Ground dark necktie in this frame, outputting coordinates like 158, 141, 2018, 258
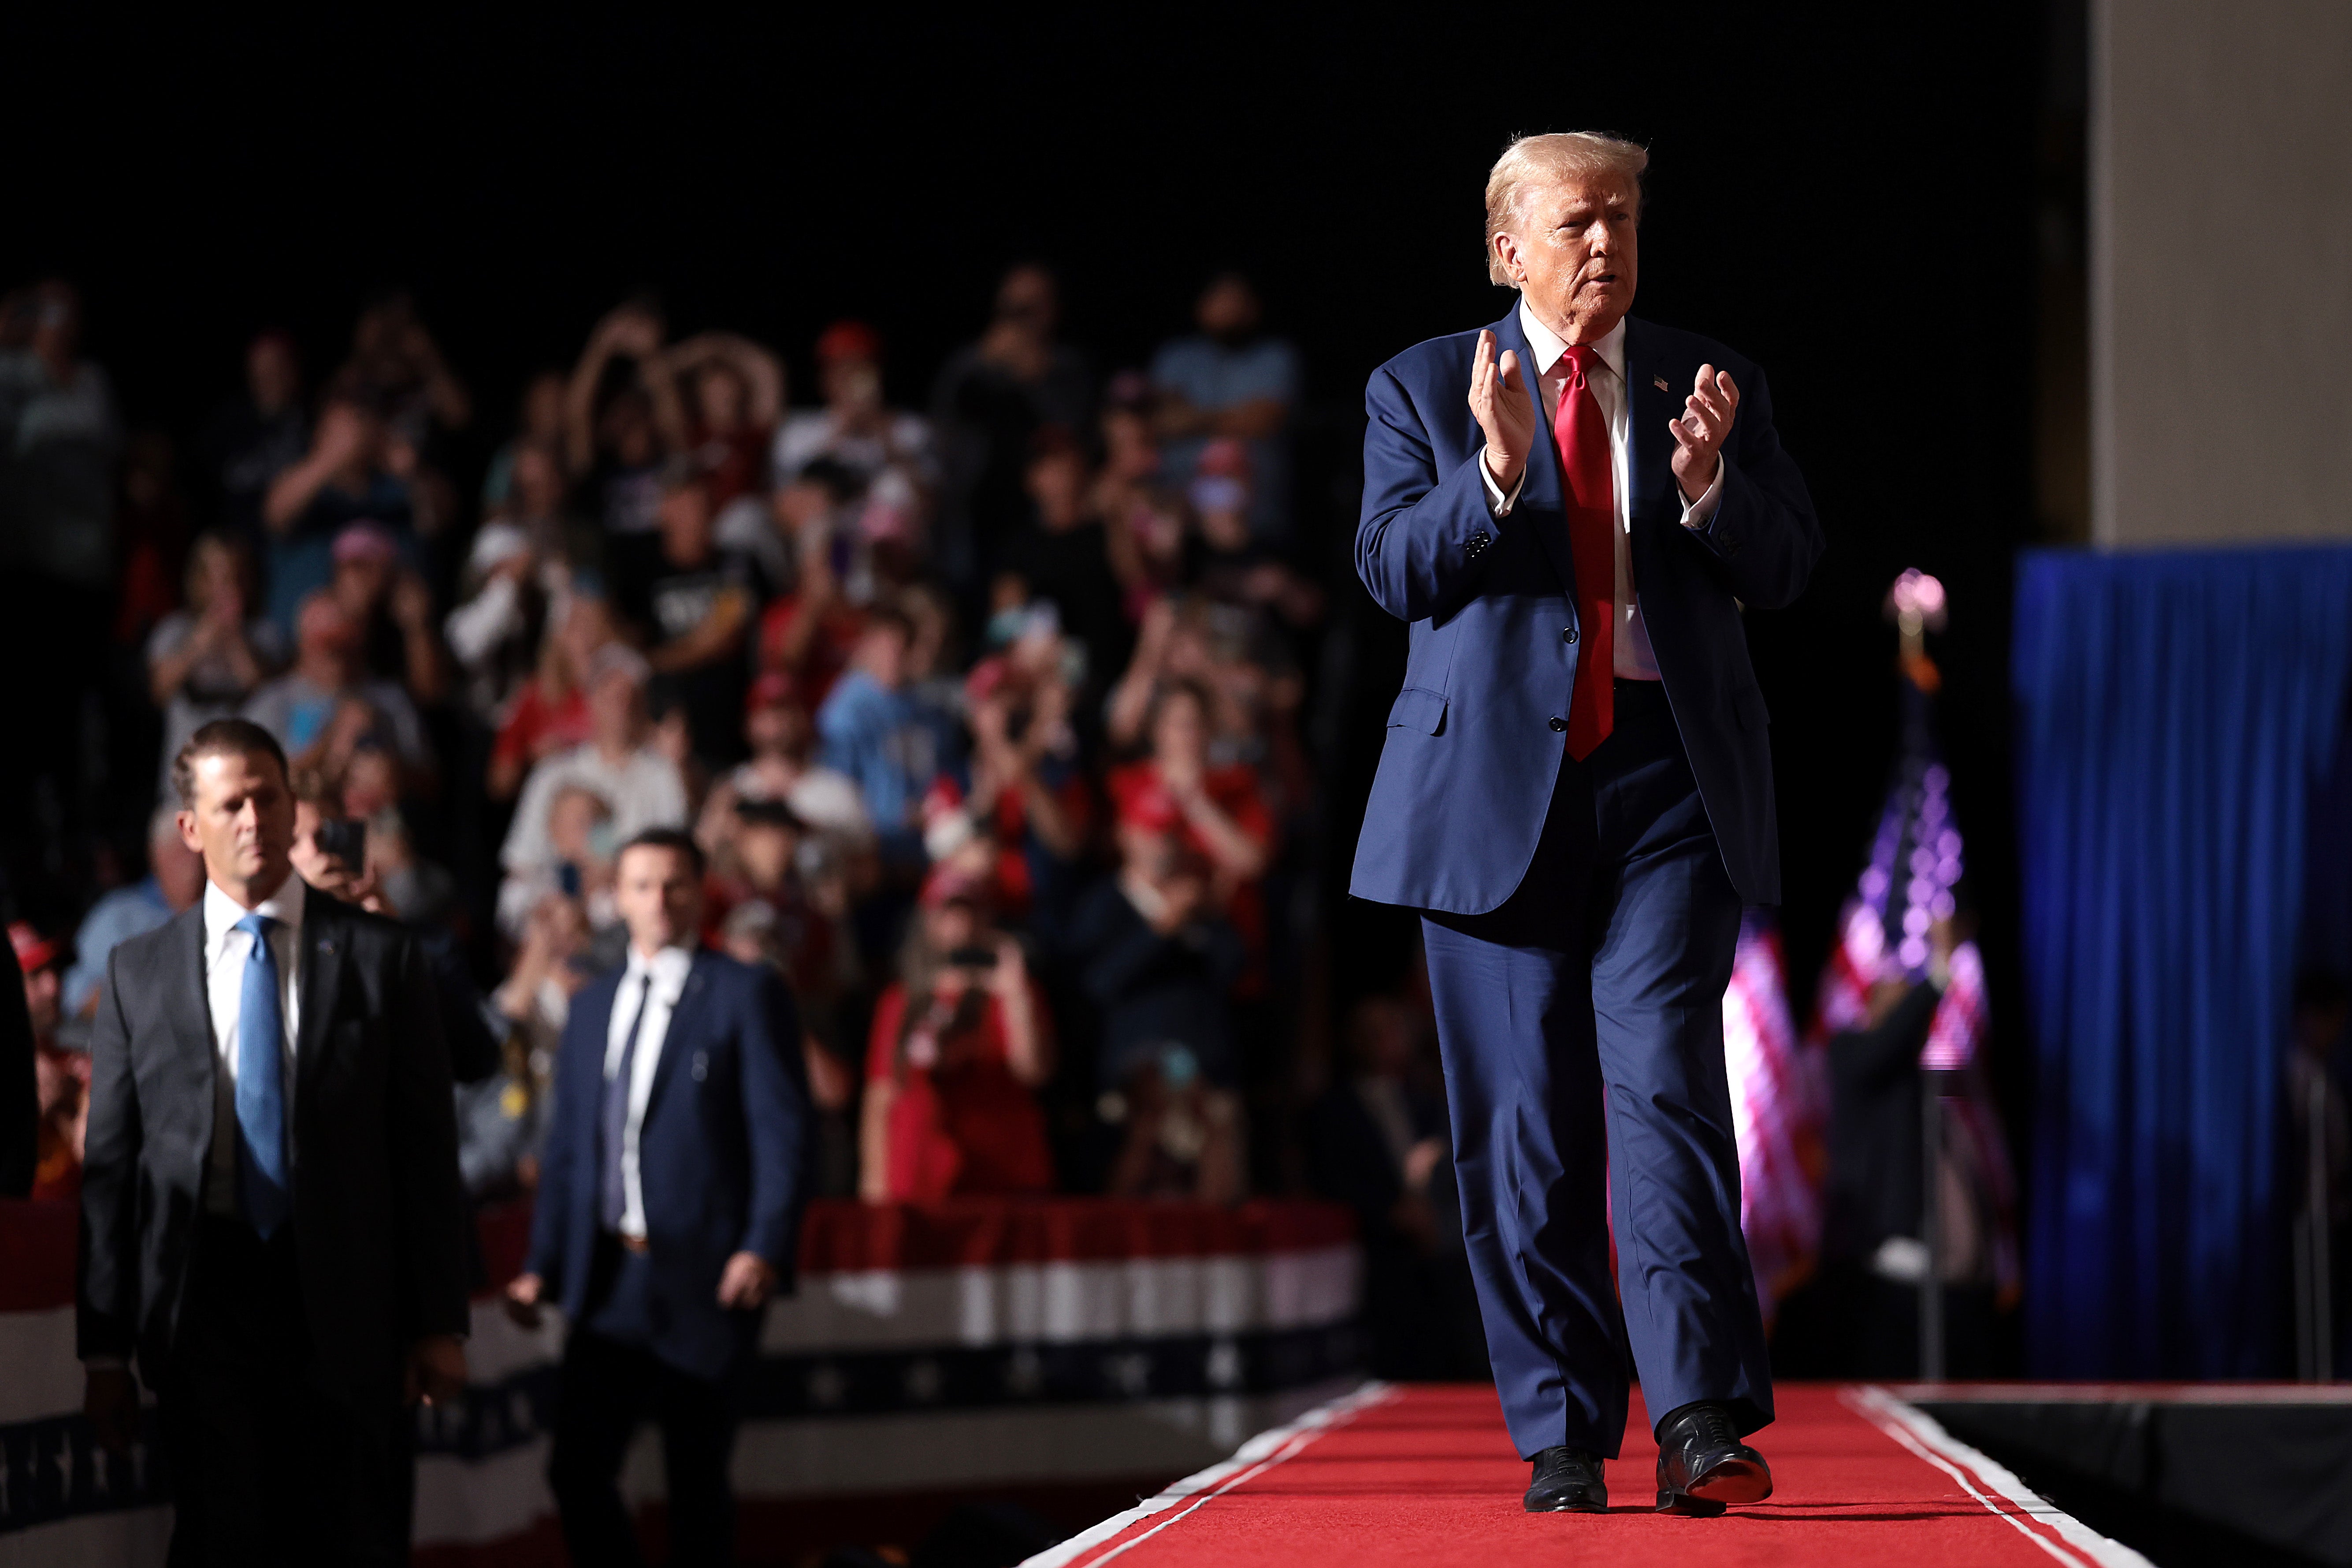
599, 974, 654, 1232
1557, 344, 1616, 759
233, 913, 290, 1237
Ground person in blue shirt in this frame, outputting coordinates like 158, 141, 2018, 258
1150, 273, 1300, 547
63, 808, 207, 1024
815, 606, 944, 872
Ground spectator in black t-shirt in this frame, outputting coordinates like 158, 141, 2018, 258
621, 466, 759, 767
929, 264, 1094, 601
1076, 821, 1244, 1092
565, 301, 686, 590
339, 291, 472, 445
1001, 427, 1132, 691
201, 330, 307, 543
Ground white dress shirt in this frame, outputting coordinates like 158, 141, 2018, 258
1481, 300, 1724, 680
605, 944, 695, 1239
201, 875, 306, 1218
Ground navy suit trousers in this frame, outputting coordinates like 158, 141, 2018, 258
1420, 681, 1772, 1460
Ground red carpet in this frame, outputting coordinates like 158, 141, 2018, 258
1029, 1383, 2148, 1568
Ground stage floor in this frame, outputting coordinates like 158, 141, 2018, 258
1026, 1382, 2148, 1568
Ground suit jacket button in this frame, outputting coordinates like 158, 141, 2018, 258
1549, 716, 1567, 732
1563, 627, 1577, 643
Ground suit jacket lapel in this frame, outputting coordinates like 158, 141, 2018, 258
295, 892, 346, 1110
639, 953, 710, 1126
165, 906, 219, 1174
1494, 305, 1583, 602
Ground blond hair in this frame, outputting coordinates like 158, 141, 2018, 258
1483, 132, 1649, 286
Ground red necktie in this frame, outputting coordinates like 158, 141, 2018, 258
1557, 345, 1614, 759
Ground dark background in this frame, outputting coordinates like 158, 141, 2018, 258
5, 3, 2048, 1129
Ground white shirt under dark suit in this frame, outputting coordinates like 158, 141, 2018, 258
604, 944, 695, 1241
1479, 301, 1724, 680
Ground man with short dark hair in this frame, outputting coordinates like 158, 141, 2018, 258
508, 827, 811, 1568
78, 717, 470, 1564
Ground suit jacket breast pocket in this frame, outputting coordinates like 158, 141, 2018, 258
1386, 687, 1448, 735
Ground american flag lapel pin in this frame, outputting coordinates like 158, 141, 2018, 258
1653, 375, 1670, 392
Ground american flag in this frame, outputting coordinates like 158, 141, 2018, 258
1723, 913, 1825, 1318
1793, 570, 2018, 1300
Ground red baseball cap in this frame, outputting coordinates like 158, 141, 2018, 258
745, 669, 801, 714
815, 320, 882, 364
1117, 780, 1184, 835
918, 862, 992, 910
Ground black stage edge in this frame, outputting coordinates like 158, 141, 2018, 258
1898, 1384, 2352, 1568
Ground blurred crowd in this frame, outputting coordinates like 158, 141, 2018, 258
0, 268, 1481, 1370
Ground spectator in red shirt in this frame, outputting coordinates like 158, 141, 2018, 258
921, 621, 1090, 933
487, 595, 613, 801
12, 922, 85, 1202
659, 331, 783, 512
1107, 679, 1271, 963
859, 867, 1055, 1204
757, 458, 874, 709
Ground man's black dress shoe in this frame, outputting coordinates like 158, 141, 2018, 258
1523, 1445, 1607, 1512
1653, 1402, 1772, 1516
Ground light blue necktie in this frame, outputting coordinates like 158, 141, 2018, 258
233, 913, 291, 1237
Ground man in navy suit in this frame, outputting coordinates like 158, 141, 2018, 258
506, 828, 811, 1567
1352, 132, 1822, 1516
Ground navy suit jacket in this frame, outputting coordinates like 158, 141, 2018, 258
1350, 308, 1822, 913
526, 949, 812, 1380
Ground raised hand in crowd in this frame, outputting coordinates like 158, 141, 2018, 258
660, 332, 784, 432
1106, 594, 1181, 750
390, 565, 447, 701
148, 543, 264, 706
564, 301, 677, 476
263, 397, 380, 533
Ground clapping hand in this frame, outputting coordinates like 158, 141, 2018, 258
1668, 365, 1740, 503
599, 306, 665, 360
1467, 330, 1537, 491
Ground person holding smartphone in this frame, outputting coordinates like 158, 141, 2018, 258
858, 865, 1055, 1204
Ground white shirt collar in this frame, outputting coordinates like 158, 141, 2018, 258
203, 872, 306, 947
626, 944, 696, 988
1515, 297, 1626, 384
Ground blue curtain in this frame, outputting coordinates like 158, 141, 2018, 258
2012, 545, 2352, 1378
